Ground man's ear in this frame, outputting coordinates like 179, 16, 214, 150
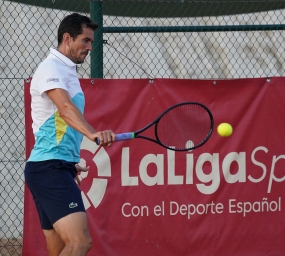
62, 32, 72, 47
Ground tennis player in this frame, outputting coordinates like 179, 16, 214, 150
24, 13, 115, 256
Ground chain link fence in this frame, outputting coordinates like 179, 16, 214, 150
1, 0, 285, 255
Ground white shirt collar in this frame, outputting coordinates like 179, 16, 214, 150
49, 47, 77, 67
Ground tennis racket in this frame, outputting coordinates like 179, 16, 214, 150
96, 102, 214, 151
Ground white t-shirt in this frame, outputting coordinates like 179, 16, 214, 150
28, 48, 84, 163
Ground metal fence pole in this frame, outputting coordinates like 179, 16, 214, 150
103, 24, 285, 33
90, 0, 103, 78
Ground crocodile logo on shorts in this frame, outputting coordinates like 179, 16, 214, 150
69, 202, 78, 208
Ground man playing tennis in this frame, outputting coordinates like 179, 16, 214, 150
24, 13, 115, 255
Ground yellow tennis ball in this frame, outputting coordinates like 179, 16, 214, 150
217, 123, 233, 137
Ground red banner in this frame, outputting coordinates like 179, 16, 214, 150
23, 78, 285, 255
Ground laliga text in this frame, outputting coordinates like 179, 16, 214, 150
121, 146, 284, 194
120, 145, 284, 219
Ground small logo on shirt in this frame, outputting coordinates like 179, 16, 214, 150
46, 78, 59, 83
69, 202, 78, 208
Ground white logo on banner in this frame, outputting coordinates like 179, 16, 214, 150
78, 136, 111, 210
77, 140, 285, 211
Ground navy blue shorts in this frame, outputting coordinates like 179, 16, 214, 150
24, 160, 85, 230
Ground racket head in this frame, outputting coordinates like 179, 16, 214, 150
154, 102, 213, 151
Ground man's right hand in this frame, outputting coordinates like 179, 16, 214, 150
92, 130, 116, 146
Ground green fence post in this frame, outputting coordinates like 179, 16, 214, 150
90, 0, 103, 78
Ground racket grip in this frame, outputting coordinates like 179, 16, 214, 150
116, 132, 135, 141
95, 132, 135, 145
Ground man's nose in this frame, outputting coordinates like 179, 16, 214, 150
87, 42, 92, 51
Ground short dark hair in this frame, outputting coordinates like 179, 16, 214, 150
57, 13, 98, 45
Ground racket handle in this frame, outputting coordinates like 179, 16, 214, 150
116, 132, 135, 141
95, 132, 135, 145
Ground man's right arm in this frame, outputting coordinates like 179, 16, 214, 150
46, 88, 115, 146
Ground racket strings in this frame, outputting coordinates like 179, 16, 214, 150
156, 104, 212, 150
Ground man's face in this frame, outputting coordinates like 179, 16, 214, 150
68, 26, 94, 64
